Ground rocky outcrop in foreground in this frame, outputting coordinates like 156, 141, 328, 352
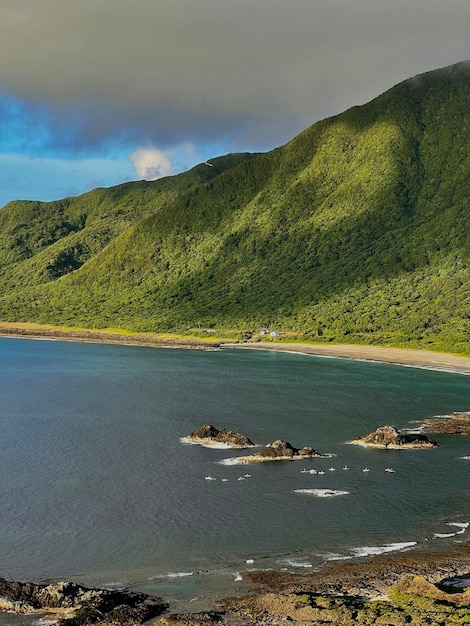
349, 425, 437, 449
186, 424, 254, 448
158, 545, 470, 625
235, 439, 324, 463
422, 411, 470, 434
0, 578, 166, 625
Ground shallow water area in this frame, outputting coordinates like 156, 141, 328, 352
0, 337, 469, 615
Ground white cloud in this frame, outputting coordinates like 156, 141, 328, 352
129, 147, 173, 181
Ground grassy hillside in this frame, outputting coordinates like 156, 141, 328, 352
1, 62, 469, 353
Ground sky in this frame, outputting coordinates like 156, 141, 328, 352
0, 0, 469, 208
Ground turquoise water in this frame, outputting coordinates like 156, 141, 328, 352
0, 337, 469, 617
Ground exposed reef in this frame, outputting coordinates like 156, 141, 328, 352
185, 424, 254, 448
159, 545, 470, 625
0, 578, 166, 625
349, 425, 437, 449
421, 411, 470, 434
235, 439, 324, 463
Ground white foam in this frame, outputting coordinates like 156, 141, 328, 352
234, 573, 243, 582
323, 553, 353, 562
447, 522, 469, 534
218, 457, 246, 465
434, 521, 469, 539
245, 558, 254, 564
281, 559, 313, 568
351, 541, 417, 557
294, 488, 349, 498
150, 571, 194, 580
459, 455, 470, 460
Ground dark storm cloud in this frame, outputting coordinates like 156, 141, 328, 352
1, 0, 469, 152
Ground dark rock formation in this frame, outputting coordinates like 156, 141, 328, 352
350, 425, 437, 449
236, 439, 323, 463
186, 424, 254, 448
0, 578, 167, 625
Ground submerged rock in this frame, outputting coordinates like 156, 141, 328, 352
349, 425, 437, 449
236, 439, 324, 463
0, 578, 167, 625
186, 424, 254, 448
422, 411, 470, 434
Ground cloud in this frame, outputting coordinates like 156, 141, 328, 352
1, 0, 469, 155
129, 148, 173, 181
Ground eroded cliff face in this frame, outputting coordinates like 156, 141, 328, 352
350, 425, 437, 449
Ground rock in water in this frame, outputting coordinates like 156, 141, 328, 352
236, 439, 324, 463
349, 425, 437, 449
186, 424, 254, 448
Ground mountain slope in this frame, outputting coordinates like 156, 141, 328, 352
1, 62, 469, 353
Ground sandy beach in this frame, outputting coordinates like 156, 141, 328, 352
1, 322, 469, 373
1, 322, 469, 624
224, 341, 470, 374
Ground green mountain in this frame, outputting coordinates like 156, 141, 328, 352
1, 62, 469, 353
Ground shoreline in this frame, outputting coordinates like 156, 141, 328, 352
1, 322, 469, 623
1, 322, 469, 373
223, 341, 470, 374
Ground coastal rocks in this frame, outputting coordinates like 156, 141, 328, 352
421, 411, 470, 434
0, 578, 166, 625
186, 424, 254, 448
219, 546, 470, 625
235, 439, 324, 463
349, 425, 437, 449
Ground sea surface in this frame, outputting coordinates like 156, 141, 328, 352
0, 336, 469, 622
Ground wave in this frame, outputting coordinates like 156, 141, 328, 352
434, 521, 469, 539
448, 521, 469, 532
459, 455, 470, 460
218, 457, 246, 465
149, 571, 194, 580
351, 541, 417, 557
322, 552, 353, 561
294, 488, 349, 498
279, 558, 313, 568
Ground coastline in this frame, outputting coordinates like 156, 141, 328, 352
223, 341, 470, 374
1, 322, 469, 623
1, 322, 470, 373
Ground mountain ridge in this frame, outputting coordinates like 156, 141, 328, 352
1, 62, 469, 353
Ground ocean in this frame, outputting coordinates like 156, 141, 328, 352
0, 336, 469, 622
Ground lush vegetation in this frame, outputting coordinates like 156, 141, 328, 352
1, 62, 469, 353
